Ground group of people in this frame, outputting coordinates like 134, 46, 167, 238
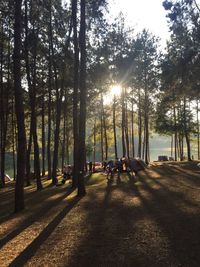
104, 157, 147, 178
61, 157, 147, 184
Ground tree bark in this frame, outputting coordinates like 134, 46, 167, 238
197, 100, 200, 160
101, 95, 108, 161
41, 92, 46, 176
77, 0, 86, 196
93, 117, 96, 166
113, 96, 118, 159
14, 0, 27, 212
137, 88, 142, 158
125, 97, 130, 158
131, 100, 135, 158
72, 0, 79, 188
24, 1, 42, 190
183, 96, 191, 161
47, 42, 52, 180
121, 88, 126, 157
100, 108, 104, 163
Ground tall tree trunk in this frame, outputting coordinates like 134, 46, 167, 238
66, 128, 70, 165
12, 97, 16, 180
47, 42, 52, 180
61, 92, 67, 171
113, 96, 118, 159
131, 100, 135, 158
41, 92, 46, 176
142, 123, 146, 160
100, 110, 104, 163
14, 0, 27, 212
52, 88, 64, 185
137, 88, 142, 158
0, 22, 5, 187
72, 0, 79, 188
125, 99, 130, 158
101, 95, 108, 161
171, 134, 173, 158
121, 88, 126, 157
173, 105, 178, 161
77, 0, 86, 196
93, 117, 96, 167
197, 100, 200, 160
50, 1, 64, 185
24, 2, 42, 190
144, 89, 149, 164
183, 96, 191, 161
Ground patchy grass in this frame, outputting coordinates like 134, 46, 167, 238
1, 162, 200, 266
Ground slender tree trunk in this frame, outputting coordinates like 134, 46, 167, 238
142, 123, 146, 160
32, 31, 42, 190
121, 88, 126, 157
26, 122, 32, 186
24, 3, 42, 190
101, 95, 108, 160
0, 23, 5, 187
72, 0, 79, 188
49, 1, 64, 185
14, 0, 27, 212
131, 100, 135, 158
41, 93, 45, 176
197, 100, 200, 160
171, 134, 173, 158
12, 97, 16, 180
137, 88, 142, 158
144, 89, 149, 164
66, 129, 70, 165
125, 100, 130, 158
173, 105, 178, 161
52, 88, 64, 184
0, 20, 10, 187
62, 93, 67, 171
100, 110, 104, 163
77, 0, 86, 196
113, 96, 118, 159
93, 117, 96, 167
183, 96, 191, 160
47, 42, 52, 180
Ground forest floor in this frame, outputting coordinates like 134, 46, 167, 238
1, 161, 200, 267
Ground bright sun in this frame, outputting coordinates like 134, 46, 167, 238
111, 85, 122, 96
103, 85, 122, 105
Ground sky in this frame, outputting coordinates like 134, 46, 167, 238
108, 0, 171, 47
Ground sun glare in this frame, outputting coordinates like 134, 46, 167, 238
111, 85, 122, 96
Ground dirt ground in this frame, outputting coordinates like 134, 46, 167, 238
1, 161, 200, 267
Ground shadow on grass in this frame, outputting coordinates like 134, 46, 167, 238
130, 171, 200, 266
67, 169, 200, 267
0, 182, 71, 225
65, 174, 149, 267
152, 164, 200, 188
0, 187, 75, 249
9, 195, 83, 267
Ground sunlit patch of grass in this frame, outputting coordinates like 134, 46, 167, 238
86, 173, 105, 187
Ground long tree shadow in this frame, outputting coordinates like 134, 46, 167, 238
65, 174, 156, 267
141, 170, 200, 209
0, 181, 69, 224
151, 164, 200, 188
0, 186, 75, 249
9, 194, 83, 267
129, 171, 200, 266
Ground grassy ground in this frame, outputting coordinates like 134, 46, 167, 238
1, 161, 200, 266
